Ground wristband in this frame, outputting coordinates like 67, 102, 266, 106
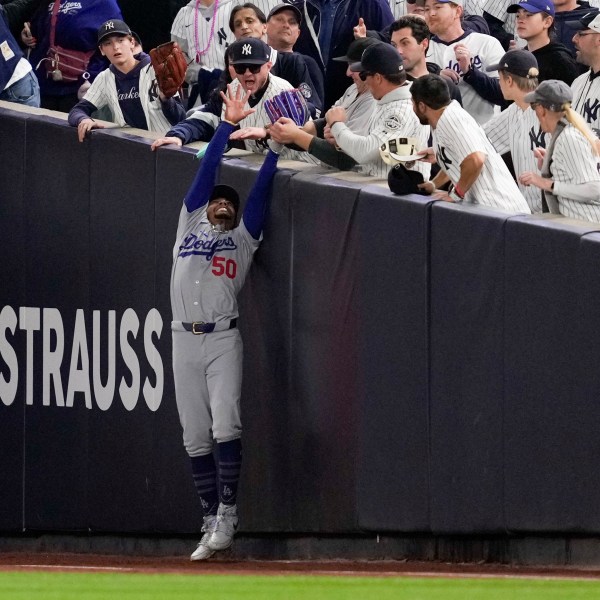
453, 184, 465, 199
448, 188, 464, 203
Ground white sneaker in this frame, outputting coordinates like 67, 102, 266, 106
190, 515, 217, 561
208, 503, 238, 551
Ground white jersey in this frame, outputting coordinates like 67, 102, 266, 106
484, 103, 548, 212
83, 63, 178, 133
572, 69, 600, 133
331, 82, 430, 178
428, 31, 504, 125
171, 203, 259, 323
546, 125, 600, 223
171, 0, 280, 83
433, 100, 530, 212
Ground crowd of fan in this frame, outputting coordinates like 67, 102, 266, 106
2, 0, 600, 222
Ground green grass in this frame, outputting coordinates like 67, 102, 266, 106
1, 571, 600, 600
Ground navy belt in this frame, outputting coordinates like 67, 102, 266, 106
181, 319, 237, 335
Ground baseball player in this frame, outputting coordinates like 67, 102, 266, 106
323, 41, 430, 179
420, 0, 505, 124
483, 49, 547, 212
571, 10, 600, 134
68, 20, 186, 140
171, 83, 282, 561
519, 79, 600, 222
411, 74, 531, 212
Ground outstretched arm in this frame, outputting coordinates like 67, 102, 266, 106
184, 84, 254, 212
242, 148, 280, 240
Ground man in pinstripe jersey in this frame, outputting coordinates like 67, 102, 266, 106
412, 73, 531, 212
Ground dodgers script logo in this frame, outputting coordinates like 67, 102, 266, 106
178, 233, 238, 260
446, 54, 482, 74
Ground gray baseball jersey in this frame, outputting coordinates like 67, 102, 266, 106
433, 100, 531, 212
171, 206, 259, 323
572, 69, 600, 133
484, 103, 548, 212
545, 124, 600, 223
428, 31, 504, 125
331, 83, 430, 178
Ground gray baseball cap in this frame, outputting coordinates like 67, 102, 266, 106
523, 79, 573, 111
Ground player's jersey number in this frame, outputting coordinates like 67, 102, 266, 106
212, 256, 237, 279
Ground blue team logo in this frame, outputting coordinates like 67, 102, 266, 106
178, 234, 238, 260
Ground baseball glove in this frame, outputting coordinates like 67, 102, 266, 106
264, 89, 310, 126
149, 41, 188, 99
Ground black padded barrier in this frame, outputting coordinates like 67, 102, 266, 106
22, 114, 91, 531
6, 105, 600, 540
355, 188, 436, 533
504, 217, 600, 533
428, 202, 511, 534
0, 107, 27, 530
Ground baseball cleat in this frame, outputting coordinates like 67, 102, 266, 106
190, 514, 217, 561
208, 503, 238, 551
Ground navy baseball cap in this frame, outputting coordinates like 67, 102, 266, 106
566, 10, 600, 31
229, 38, 271, 65
524, 79, 573, 111
507, 0, 554, 16
97, 19, 132, 44
267, 3, 302, 23
349, 42, 404, 76
333, 36, 380, 62
210, 184, 240, 213
486, 49, 539, 78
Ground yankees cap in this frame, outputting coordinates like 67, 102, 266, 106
349, 42, 404, 76
332, 36, 380, 63
97, 19, 132, 44
229, 38, 271, 65
387, 164, 428, 196
524, 79, 573, 111
486, 49, 539, 78
210, 184, 240, 213
566, 10, 600, 32
507, 0, 555, 16
267, 3, 302, 23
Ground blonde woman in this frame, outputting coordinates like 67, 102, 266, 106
519, 79, 600, 223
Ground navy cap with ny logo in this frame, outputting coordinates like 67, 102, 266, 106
229, 38, 271, 65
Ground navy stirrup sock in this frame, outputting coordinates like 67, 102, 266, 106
217, 438, 242, 506
190, 453, 219, 517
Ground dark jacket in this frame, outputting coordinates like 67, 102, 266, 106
462, 41, 579, 107
288, 0, 394, 110
554, 1, 596, 57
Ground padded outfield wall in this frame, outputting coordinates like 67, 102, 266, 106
2, 102, 600, 559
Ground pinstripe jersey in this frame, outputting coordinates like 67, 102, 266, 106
484, 103, 547, 212
170, 0, 280, 84
545, 124, 600, 223
331, 83, 430, 178
428, 31, 504, 124
481, 0, 517, 41
433, 100, 530, 212
82, 62, 182, 133
572, 69, 600, 133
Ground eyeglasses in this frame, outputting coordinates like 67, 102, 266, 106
359, 71, 375, 81
232, 63, 262, 75
574, 30, 600, 37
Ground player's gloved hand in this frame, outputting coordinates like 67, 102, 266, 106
264, 90, 310, 127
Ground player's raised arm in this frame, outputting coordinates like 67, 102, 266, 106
241, 141, 282, 241
183, 85, 254, 213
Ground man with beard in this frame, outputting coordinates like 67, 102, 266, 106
411, 73, 530, 212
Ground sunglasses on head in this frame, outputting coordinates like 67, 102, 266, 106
359, 71, 375, 81
233, 63, 262, 75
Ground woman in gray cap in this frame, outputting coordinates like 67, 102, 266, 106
519, 78, 600, 223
